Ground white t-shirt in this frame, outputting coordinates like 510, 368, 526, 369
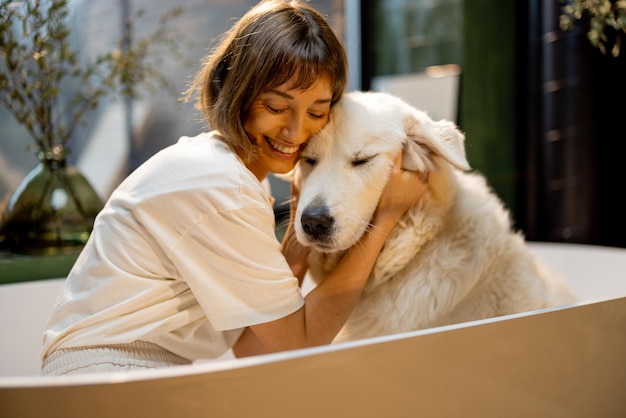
41, 132, 304, 361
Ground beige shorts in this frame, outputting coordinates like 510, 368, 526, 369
41, 341, 191, 376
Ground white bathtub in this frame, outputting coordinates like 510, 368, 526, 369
1, 242, 625, 417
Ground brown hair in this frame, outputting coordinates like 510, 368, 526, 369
185, 0, 348, 162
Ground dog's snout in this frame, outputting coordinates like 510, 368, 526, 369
301, 206, 333, 240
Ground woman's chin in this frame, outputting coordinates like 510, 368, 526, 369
270, 161, 297, 175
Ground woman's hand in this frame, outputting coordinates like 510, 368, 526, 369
372, 152, 429, 226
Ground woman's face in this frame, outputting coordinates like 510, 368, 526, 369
243, 74, 333, 180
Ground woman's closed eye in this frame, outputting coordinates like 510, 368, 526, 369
308, 110, 328, 119
265, 104, 327, 120
265, 104, 287, 114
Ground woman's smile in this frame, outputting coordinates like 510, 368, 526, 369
264, 136, 300, 156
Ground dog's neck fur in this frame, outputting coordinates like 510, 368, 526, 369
307, 156, 458, 292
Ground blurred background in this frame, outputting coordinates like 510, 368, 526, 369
1, 0, 625, 248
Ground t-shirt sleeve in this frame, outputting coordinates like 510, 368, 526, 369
170, 203, 304, 331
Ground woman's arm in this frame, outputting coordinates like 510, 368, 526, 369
281, 177, 309, 285
233, 153, 428, 357
233, 180, 308, 358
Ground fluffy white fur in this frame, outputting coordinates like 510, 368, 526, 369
291, 91, 578, 343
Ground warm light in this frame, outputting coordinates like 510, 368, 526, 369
424, 64, 462, 78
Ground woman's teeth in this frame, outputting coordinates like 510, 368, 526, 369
266, 137, 298, 154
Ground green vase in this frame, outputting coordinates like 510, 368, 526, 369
1, 147, 104, 255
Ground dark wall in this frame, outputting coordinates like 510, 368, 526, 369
590, 40, 626, 247
518, 0, 626, 248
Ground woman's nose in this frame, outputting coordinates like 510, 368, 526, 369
281, 115, 308, 144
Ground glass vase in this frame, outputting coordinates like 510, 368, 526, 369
1, 146, 104, 255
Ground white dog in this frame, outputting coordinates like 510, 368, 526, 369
292, 91, 578, 343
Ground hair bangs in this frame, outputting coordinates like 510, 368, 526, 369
264, 43, 331, 93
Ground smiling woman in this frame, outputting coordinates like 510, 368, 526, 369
37, 0, 426, 378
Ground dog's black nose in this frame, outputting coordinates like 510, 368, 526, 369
301, 206, 333, 240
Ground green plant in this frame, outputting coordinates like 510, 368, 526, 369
0, 0, 185, 159
560, 0, 626, 57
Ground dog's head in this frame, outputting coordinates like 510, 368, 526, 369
292, 91, 470, 252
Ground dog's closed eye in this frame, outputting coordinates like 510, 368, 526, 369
301, 156, 317, 166
351, 155, 375, 167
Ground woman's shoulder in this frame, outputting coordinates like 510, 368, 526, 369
136, 131, 240, 178
174, 131, 234, 160
115, 131, 265, 206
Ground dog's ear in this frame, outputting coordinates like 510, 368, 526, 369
403, 109, 471, 172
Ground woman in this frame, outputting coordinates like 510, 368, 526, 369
40, 0, 428, 375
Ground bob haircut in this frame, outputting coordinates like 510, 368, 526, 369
186, 0, 348, 162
